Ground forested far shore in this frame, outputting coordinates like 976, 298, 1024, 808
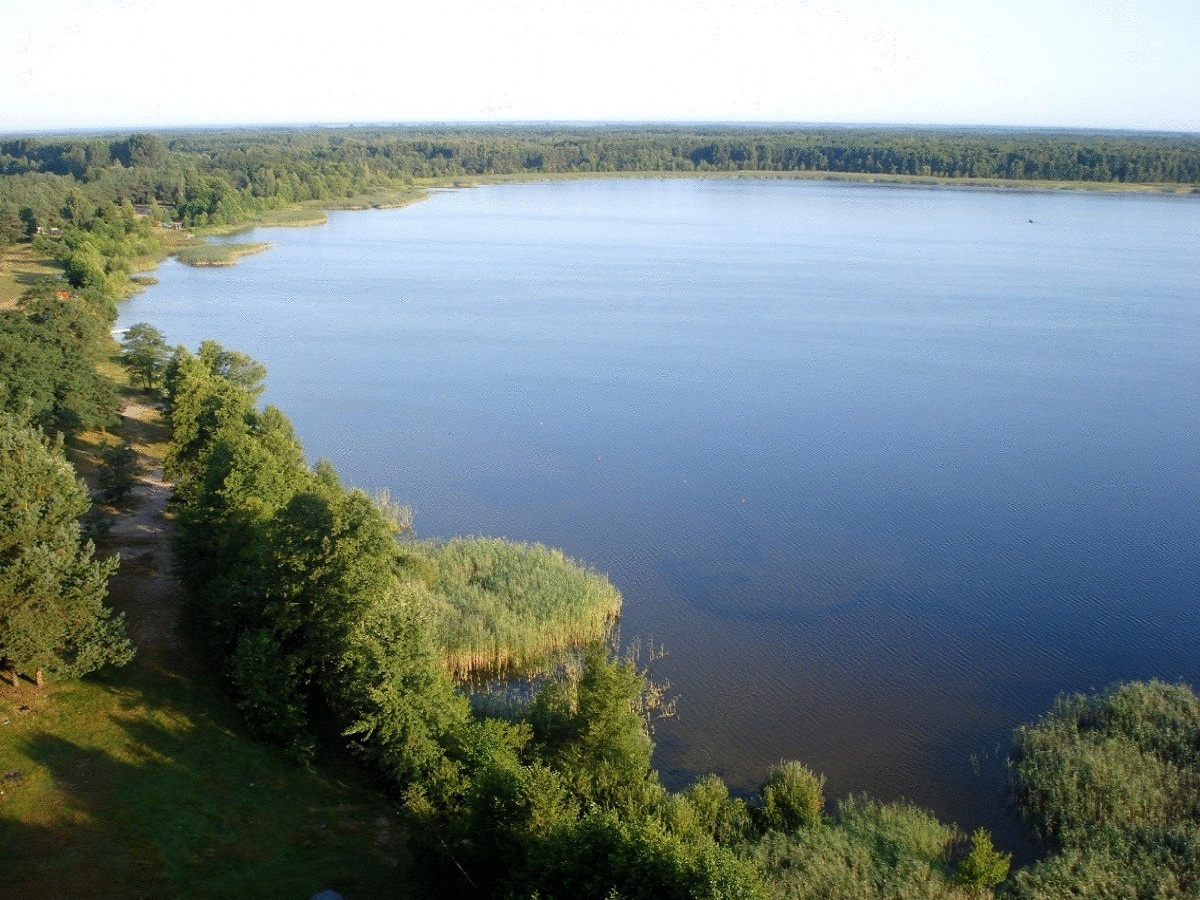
2, 125, 1199, 246
4, 125, 1197, 309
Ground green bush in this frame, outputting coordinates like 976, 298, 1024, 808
682, 774, 755, 846
227, 628, 313, 760
957, 827, 1010, 889
99, 443, 138, 501
760, 761, 826, 832
522, 810, 769, 900
755, 797, 971, 899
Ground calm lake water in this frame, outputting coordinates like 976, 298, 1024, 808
121, 179, 1200, 852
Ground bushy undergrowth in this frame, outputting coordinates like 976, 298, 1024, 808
1008, 680, 1200, 897
753, 796, 988, 900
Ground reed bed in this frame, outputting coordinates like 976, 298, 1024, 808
175, 241, 271, 267
254, 208, 328, 227
410, 537, 622, 676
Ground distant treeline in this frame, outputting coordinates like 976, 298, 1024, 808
2, 126, 1199, 239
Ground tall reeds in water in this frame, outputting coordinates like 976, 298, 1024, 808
403, 537, 622, 676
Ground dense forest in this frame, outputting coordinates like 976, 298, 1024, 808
3, 125, 1200, 897
2, 126, 1199, 244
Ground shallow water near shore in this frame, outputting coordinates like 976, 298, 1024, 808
121, 178, 1200, 855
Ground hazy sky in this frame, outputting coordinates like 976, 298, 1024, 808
2, 0, 1197, 133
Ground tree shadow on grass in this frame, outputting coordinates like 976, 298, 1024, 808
1, 670, 419, 900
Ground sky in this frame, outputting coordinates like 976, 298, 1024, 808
1, 0, 1197, 133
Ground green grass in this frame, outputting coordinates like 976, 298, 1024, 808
0, 656, 413, 900
311, 187, 430, 210
248, 208, 329, 228
0, 243, 63, 308
405, 537, 623, 676
1011, 680, 1200, 840
1007, 681, 1200, 898
174, 242, 272, 267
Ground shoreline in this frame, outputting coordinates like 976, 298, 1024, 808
419, 167, 1200, 196
141, 168, 1195, 279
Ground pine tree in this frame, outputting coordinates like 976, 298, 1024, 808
0, 415, 132, 686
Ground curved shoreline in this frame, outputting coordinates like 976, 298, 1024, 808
151, 168, 1196, 276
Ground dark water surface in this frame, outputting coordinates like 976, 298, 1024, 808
121, 179, 1200, 852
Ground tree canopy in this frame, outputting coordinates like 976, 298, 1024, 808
0, 415, 132, 685
120, 322, 170, 389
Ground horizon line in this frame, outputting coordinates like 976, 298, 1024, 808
4, 120, 1199, 140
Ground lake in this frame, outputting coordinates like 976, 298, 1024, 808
120, 178, 1200, 852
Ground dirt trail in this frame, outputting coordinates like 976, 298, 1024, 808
99, 399, 184, 656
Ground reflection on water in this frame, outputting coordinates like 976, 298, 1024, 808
120, 179, 1200, 855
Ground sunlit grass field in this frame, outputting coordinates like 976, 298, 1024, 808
0, 660, 413, 899
0, 244, 61, 308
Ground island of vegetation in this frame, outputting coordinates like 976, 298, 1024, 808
2, 124, 1200, 898
174, 241, 271, 267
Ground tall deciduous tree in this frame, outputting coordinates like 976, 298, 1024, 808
120, 322, 170, 389
0, 415, 132, 686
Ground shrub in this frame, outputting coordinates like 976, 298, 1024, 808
956, 827, 1010, 889
522, 811, 768, 900
98, 443, 138, 502
755, 797, 971, 899
760, 761, 826, 832
1011, 681, 1200, 840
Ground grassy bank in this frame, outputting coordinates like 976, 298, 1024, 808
0, 661, 412, 899
308, 186, 430, 210
199, 208, 330, 237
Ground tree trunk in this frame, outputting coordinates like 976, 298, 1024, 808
35, 668, 43, 688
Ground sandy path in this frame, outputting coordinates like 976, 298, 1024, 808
100, 399, 184, 655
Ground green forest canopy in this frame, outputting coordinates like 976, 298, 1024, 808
2, 125, 1198, 242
